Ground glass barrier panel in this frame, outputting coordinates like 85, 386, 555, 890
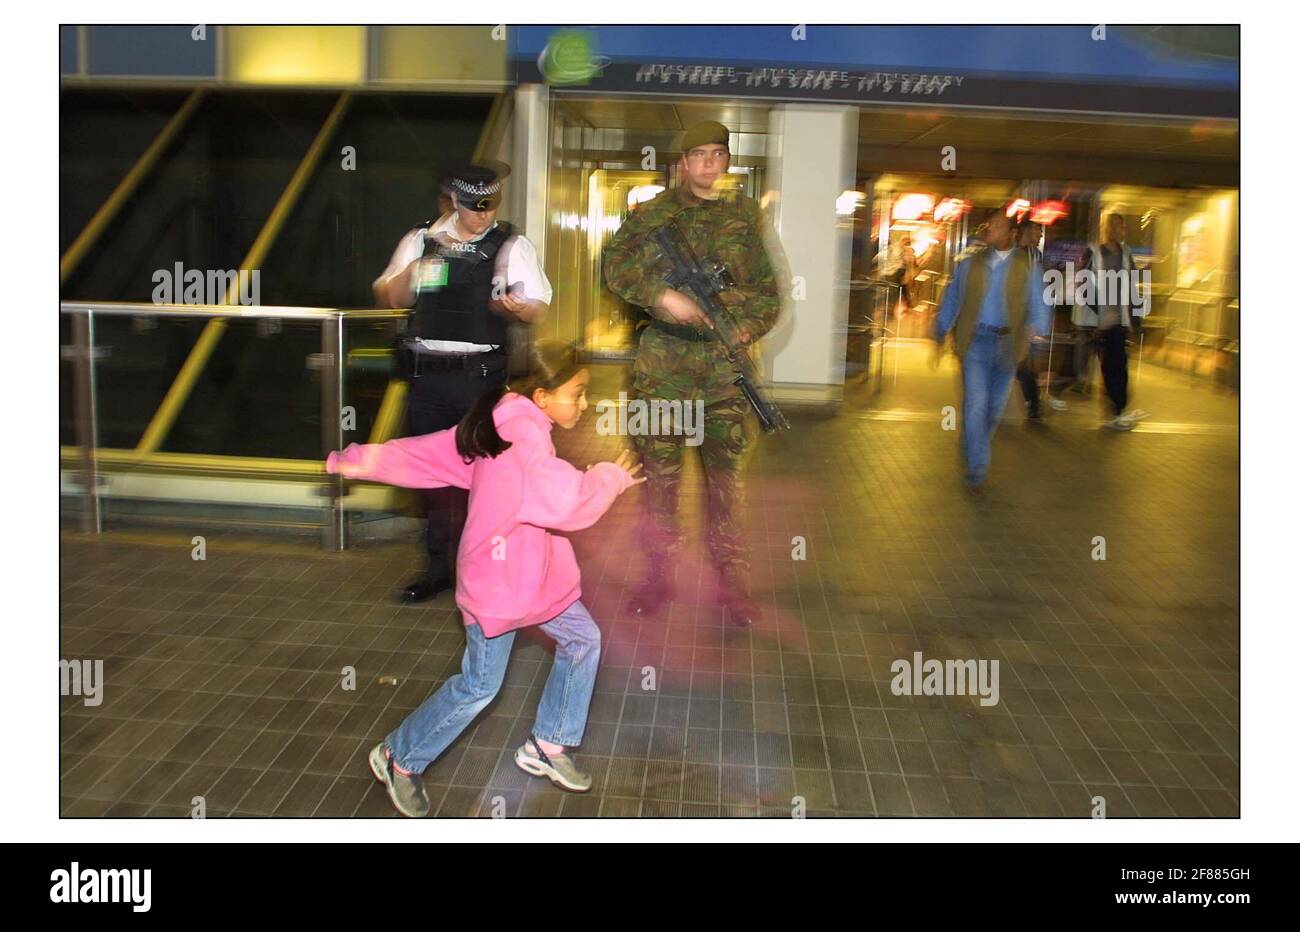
157, 315, 326, 460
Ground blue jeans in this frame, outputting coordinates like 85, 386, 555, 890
386, 600, 601, 774
960, 330, 1017, 478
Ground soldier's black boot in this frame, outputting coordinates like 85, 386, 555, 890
718, 566, 761, 628
627, 558, 674, 617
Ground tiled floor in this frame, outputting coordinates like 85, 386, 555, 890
60, 347, 1239, 817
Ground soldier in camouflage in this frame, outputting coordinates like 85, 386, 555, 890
601, 120, 783, 627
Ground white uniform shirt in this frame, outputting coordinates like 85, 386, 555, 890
374, 214, 552, 354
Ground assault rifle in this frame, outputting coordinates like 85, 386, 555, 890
649, 223, 790, 433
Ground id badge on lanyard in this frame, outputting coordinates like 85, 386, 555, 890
416, 256, 449, 292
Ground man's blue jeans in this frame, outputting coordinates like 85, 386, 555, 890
386, 600, 601, 774
959, 330, 1017, 479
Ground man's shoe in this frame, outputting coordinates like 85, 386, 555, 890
368, 743, 430, 817
514, 735, 592, 792
1126, 408, 1150, 421
398, 575, 450, 605
1103, 414, 1135, 431
1046, 396, 1069, 412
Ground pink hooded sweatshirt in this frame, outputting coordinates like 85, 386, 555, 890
325, 392, 634, 638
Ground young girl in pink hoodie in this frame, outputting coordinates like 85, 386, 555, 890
326, 341, 643, 817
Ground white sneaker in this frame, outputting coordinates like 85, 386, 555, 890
1104, 414, 1135, 431
1126, 408, 1150, 421
1046, 396, 1068, 412
515, 735, 592, 793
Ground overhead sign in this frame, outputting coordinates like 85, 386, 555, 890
512, 25, 1238, 119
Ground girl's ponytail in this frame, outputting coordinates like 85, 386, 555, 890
455, 382, 511, 462
454, 340, 585, 463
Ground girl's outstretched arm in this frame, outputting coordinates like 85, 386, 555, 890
326, 428, 472, 490
518, 447, 639, 532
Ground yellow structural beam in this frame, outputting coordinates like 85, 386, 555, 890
366, 379, 409, 444
474, 91, 511, 163
61, 88, 207, 285
135, 92, 354, 456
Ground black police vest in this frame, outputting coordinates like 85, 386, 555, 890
410, 220, 514, 346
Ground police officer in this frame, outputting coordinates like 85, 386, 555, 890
374, 161, 551, 603
602, 121, 783, 627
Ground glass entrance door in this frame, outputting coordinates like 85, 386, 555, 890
585, 169, 664, 359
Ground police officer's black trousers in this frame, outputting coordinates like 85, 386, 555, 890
404, 356, 507, 584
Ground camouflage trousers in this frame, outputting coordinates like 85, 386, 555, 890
630, 390, 756, 575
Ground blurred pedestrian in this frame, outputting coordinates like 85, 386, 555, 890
933, 206, 1052, 487
1077, 212, 1149, 430
887, 234, 927, 314
1016, 220, 1068, 420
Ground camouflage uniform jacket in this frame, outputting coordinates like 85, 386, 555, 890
602, 185, 783, 404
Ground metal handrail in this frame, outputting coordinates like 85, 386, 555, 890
60, 301, 406, 321
59, 300, 412, 551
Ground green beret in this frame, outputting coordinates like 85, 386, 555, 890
680, 120, 730, 154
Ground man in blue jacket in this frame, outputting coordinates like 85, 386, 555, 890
933, 207, 1052, 488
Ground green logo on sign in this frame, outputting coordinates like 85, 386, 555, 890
538, 30, 608, 85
